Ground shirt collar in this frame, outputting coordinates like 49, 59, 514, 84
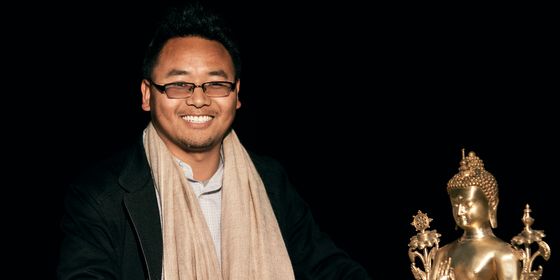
175, 151, 224, 193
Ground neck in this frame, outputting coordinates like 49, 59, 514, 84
460, 226, 494, 241
174, 146, 222, 181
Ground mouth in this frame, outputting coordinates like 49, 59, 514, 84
181, 115, 215, 124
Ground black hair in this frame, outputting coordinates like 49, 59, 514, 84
142, 2, 241, 80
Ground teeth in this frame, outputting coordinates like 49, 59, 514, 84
182, 115, 213, 123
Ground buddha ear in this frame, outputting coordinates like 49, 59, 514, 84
489, 204, 498, 228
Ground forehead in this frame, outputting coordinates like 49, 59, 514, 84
156, 37, 234, 73
161, 36, 229, 55
449, 186, 485, 201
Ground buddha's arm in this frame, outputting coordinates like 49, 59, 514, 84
496, 252, 520, 280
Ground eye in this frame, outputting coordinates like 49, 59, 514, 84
205, 81, 232, 88
168, 82, 192, 88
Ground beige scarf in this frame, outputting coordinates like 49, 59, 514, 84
143, 123, 294, 280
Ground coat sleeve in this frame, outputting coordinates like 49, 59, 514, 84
255, 157, 371, 280
57, 184, 119, 280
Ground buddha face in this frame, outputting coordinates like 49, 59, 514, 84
449, 186, 492, 230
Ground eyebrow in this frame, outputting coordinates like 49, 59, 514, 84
452, 195, 464, 201
165, 69, 230, 79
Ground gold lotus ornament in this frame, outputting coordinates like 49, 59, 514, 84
409, 211, 447, 280
511, 204, 551, 280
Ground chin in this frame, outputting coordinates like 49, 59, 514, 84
180, 138, 218, 153
185, 145, 214, 153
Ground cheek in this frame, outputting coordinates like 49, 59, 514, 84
152, 101, 181, 122
218, 100, 240, 115
471, 205, 486, 218
154, 98, 178, 111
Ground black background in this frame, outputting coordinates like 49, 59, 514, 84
7, 1, 558, 278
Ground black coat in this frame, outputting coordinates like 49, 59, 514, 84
58, 137, 370, 279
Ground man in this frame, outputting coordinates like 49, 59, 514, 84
58, 3, 370, 279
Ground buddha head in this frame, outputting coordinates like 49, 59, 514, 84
447, 150, 499, 228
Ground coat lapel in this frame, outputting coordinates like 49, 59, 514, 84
120, 138, 163, 280
124, 186, 162, 280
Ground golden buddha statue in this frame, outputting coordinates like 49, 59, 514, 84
409, 150, 551, 280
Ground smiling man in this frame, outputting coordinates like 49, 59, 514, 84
57, 3, 370, 280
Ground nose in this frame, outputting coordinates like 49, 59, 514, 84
457, 204, 467, 216
186, 87, 211, 108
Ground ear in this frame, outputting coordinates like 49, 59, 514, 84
141, 79, 151, 111
235, 79, 241, 109
489, 204, 498, 228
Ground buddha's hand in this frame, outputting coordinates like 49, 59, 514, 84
434, 257, 455, 280
410, 263, 426, 280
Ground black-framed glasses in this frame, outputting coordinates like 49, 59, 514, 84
148, 79, 236, 99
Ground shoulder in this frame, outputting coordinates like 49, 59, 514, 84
67, 138, 145, 204
436, 240, 458, 256
487, 238, 521, 268
488, 237, 518, 256
248, 151, 287, 178
248, 150, 297, 201
66, 157, 124, 206
248, 151, 294, 189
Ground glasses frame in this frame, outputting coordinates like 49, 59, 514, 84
148, 79, 236, 99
